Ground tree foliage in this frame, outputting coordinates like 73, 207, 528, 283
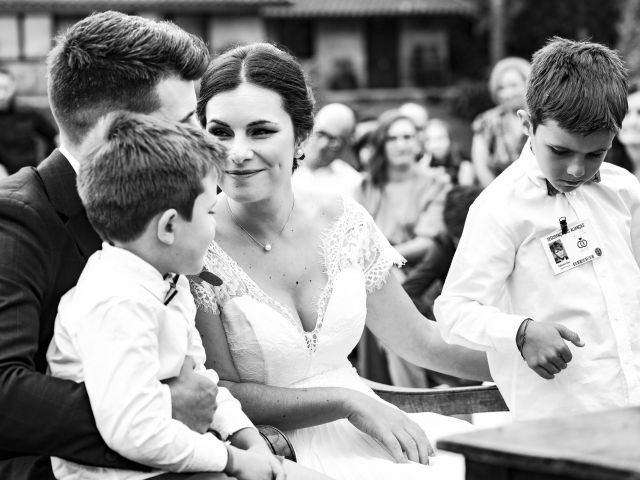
617, 0, 640, 81
504, 0, 623, 60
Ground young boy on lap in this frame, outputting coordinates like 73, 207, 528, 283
46, 112, 285, 480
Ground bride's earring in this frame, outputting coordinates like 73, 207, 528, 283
294, 147, 305, 161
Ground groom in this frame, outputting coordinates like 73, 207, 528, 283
0, 11, 222, 479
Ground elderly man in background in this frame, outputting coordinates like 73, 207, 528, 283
293, 102, 362, 197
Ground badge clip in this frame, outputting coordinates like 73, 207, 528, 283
559, 217, 568, 235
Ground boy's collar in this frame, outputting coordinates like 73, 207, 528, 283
520, 139, 601, 196
544, 171, 600, 196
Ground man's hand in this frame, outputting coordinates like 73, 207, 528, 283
521, 322, 585, 379
163, 356, 218, 433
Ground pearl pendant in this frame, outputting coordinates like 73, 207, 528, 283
264, 243, 272, 252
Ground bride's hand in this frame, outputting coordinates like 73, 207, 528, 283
344, 391, 434, 464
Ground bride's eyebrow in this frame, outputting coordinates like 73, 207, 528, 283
206, 119, 229, 127
205, 119, 277, 127
247, 120, 278, 127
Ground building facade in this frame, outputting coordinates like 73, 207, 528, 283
0, 0, 482, 99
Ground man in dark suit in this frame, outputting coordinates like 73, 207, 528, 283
0, 11, 220, 479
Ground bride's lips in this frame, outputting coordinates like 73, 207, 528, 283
225, 169, 265, 178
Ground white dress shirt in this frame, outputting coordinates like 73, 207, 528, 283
293, 158, 362, 198
435, 142, 640, 420
58, 144, 79, 174
47, 243, 254, 479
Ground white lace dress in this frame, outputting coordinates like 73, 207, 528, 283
191, 198, 471, 479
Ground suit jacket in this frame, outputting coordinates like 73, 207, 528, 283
0, 150, 144, 479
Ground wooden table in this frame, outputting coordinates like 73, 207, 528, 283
438, 406, 640, 479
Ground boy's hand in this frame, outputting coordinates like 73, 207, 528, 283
225, 444, 286, 480
163, 355, 218, 433
521, 322, 584, 379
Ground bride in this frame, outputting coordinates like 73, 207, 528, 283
190, 43, 491, 480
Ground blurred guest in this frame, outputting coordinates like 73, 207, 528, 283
293, 102, 361, 197
471, 57, 530, 187
356, 110, 448, 265
0, 67, 57, 178
355, 109, 450, 387
419, 118, 475, 185
403, 185, 482, 321
399, 102, 428, 151
607, 83, 640, 178
402, 185, 483, 387
352, 117, 378, 171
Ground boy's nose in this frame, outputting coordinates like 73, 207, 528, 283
567, 159, 586, 178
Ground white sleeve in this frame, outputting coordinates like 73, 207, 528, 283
627, 175, 640, 267
78, 300, 229, 472
434, 199, 526, 352
186, 312, 255, 439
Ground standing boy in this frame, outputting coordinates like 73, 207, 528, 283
435, 38, 640, 421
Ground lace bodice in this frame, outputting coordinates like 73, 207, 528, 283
191, 197, 404, 387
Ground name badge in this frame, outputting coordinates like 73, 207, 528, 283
540, 220, 602, 275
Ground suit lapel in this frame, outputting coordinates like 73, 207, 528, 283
37, 150, 101, 259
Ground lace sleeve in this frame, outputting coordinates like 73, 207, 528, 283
343, 199, 405, 293
189, 278, 220, 315
188, 242, 232, 315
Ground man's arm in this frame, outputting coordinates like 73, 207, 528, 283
0, 195, 141, 469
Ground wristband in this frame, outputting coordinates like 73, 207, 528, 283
516, 318, 533, 359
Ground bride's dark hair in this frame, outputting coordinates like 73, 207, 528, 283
196, 43, 315, 170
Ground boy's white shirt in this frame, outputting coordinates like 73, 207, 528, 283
435, 141, 640, 421
47, 242, 254, 480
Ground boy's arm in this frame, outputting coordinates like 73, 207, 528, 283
628, 175, 640, 266
434, 198, 585, 378
78, 300, 228, 473
0, 196, 142, 470
184, 308, 255, 439
434, 200, 526, 352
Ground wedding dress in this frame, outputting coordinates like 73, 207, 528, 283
192, 197, 471, 479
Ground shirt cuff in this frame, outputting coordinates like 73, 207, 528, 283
488, 314, 529, 352
160, 383, 172, 419
205, 433, 229, 471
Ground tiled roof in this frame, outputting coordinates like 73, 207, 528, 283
265, 0, 477, 17
0, 0, 289, 13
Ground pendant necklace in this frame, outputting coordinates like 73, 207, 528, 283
226, 197, 295, 252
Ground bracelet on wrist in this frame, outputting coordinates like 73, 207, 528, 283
516, 318, 534, 359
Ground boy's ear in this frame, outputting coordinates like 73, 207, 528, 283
157, 209, 179, 245
517, 109, 533, 137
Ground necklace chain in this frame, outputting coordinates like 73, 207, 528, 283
226, 197, 295, 252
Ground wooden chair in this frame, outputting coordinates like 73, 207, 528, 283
257, 382, 508, 461
367, 381, 508, 416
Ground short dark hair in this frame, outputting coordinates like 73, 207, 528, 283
366, 109, 417, 187
196, 42, 315, 169
526, 37, 628, 134
443, 185, 483, 240
47, 11, 209, 145
78, 112, 224, 243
